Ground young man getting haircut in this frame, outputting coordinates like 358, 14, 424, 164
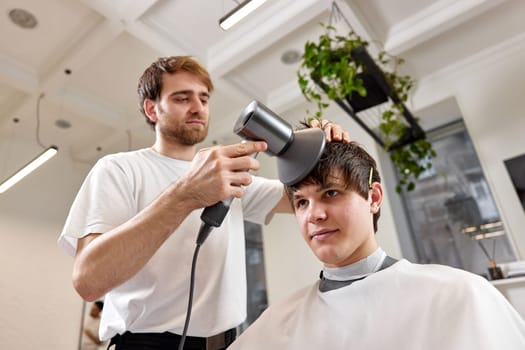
229, 133, 525, 349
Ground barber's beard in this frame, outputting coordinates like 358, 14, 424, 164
159, 119, 208, 146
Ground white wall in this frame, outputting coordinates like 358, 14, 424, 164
0, 143, 89, 349
0, 214, 82, 349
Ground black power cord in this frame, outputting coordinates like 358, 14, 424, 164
177, 199, 232, 350
177, 223, 212, 350
177, 153, 257, 349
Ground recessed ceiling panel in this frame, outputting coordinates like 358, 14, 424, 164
69, 32, 164, 127
0, 0, 101, 73
140, 0, 235, 61
0, 83, 27, 125
400, 0, 525, 79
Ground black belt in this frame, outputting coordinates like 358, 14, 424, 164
109, 328, 236, 350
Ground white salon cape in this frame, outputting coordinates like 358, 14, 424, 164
230, 259, 525, 350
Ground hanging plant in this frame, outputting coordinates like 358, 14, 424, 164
298, 23, 436, 192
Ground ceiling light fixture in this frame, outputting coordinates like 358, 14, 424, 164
219, 0, 267, 30
281, 49, 301, 65
8, 8, 38, 29
0, 93, 59, 194
55, 119, 72, 129
0, 146, 58, 194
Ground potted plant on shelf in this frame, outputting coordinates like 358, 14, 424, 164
298, 24, 436, 192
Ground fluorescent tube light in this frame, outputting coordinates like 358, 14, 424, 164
219, 0, 267, 30
0, 145, 58, 194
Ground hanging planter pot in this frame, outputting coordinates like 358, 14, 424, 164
345, 72, 388, 113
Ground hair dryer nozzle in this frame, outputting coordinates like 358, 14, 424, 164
277, 128, 325, 185
234, 100, 294, 156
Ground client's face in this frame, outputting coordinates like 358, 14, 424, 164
290, 172, 378, 268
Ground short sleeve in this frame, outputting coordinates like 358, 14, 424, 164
57, 157, 135, 256
241, 176, 284, 225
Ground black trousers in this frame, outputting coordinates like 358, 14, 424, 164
108, 329, 236, 350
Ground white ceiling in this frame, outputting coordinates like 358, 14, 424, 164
1, 0, 524, 167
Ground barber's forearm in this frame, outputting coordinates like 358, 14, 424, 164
72, 181, 195, 301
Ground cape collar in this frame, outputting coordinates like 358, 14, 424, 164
319, 248, 398, 292
321, 247, 386, 281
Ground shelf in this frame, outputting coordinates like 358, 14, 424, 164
490, 275, 525, 287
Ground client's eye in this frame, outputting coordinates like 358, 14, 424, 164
294, 199, 308, 209
325, 189, 338, 198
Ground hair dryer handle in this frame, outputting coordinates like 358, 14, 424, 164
197, 151, 258, 245
200, 197, 234, 228
197, 198, 233, 245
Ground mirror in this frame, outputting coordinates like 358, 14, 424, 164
79, 300, 106, 350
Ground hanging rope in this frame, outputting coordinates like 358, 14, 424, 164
35, 93, 47, 149
328, 1, 387, 53
328, 1, 353, 31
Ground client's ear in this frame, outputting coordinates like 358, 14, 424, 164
369, 182, 383, 214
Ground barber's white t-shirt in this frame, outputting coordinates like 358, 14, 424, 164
58, 148, 283, 340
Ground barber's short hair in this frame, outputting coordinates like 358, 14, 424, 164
285, 139, 381, 232
137, 56, 213, 128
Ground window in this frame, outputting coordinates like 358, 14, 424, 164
395, 120, 516, 276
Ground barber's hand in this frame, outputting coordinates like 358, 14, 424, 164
180, 141, 267, 209
309, 119, 351, 143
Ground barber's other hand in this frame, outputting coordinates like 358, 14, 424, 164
180, 141, 267, 210
309, 119, 351, 143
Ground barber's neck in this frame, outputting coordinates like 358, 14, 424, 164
151, 139, 197, 161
